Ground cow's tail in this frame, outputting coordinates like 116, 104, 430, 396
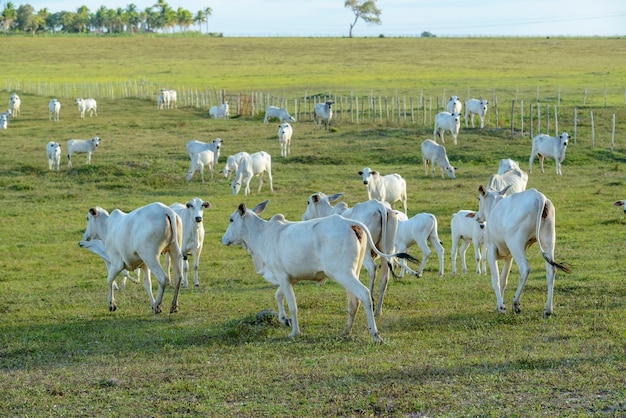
166, 210, 187, 263
349, 218, 419, 274
534, 195, 572, 274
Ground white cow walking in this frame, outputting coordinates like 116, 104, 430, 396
450, 210, 487, 275
433, 111, 461, 145
49, 99, 61, 122
358, 167, 407, 214
46, 141, 62, 171
277, 123, 293, 157
394, 211, 445, 278
475, 185, 571, 317
421, 139, 456, 179
9, 93, 20, 117
80, 202, 186, 314
465, 98, 488, 128
263, 106, 296, 123
231, 151, 273, 195
529, 132, 570, 175
220, 151, 250, 180
66, 136, 100, 168
186, 149, 214, 182
75, 98, 97, 119
222, 200, 412, 342
186, 138, 223, 168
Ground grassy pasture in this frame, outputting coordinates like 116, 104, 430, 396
0, 37, 625, 416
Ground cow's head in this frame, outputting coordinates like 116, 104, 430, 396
82, 206, 109, 243
91, 136, 100, 147
186, 197, 211, 223
358, 167, 376, 185
222, 200, 269, 247
302, 192, 343, 221
559, 133, 570, 148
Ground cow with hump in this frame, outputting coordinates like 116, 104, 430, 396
222, 200, 416, 342
80, 202, 186, 314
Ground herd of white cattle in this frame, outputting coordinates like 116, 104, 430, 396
8, 90, 622, 344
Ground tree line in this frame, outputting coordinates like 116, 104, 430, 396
0, 1, 213, 35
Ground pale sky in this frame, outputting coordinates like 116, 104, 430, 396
22, 0, 626, 37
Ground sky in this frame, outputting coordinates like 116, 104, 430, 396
21, 0, 626, 37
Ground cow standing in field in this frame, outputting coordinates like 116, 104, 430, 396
277, 123, 293, 157
186, 138, 223, 168
9, 93, 20, 117
487, 158, 528, 195
474, 185, 571, 316
49, 99, 61, 122
222, 200, 414, 342
450, 210, 487, 275
80, 202, 186, 314
464, 98, 488, 128
358, 167, 408, 214
231, 151, 273, 195
394, 211, 445, 278
209, 102, 229, 119
263, 106, 296, 123
314, 100, 334, 130
186, 149, 215, 182
46, 141, 61, 171
421, 139, 456, 179
433, 111, 461, 144
66, 136, 100, 168
446, 95, 462, 114
75, 98, 97, 119
220, 151, 250, 180
529, 132, 570, 175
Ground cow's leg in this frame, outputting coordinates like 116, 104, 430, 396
451, 237, 460, 274
191, 248, 201, 287
267, 169, 273, 192
363, 255, 377, 309
415, 239, 431, 277
256, 173, 264, 193
106, 267, 122, 312
488, 247, 506, 313
344, 292, 360, 337
374, 259, 390, 317
429, 235, 445, 276
141, 255, 169, 314
473, 238, 483, 274
555, 159, 561, 175
543, 261, 557, 318
140, 264, 158, 312
86, 152, 91, 165
167, 249, 183, 314
511, 250, 531, 314
539, 155, 545, 173
280, 282, 300, 338
336, 274, 382, 343
274, 287, 291, 327
459, 239, 470, 274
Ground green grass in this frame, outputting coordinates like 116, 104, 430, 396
0, 37, 625, 417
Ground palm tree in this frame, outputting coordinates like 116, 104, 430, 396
193, 10, 205, 33
176, 7, 193, 32
203, 6, 212, 34
125, 4, 139, 33
2, 2, 17, 34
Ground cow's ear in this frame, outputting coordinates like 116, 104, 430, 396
614, 200, 625, 207
88, 208, 98, 217
358, 171, 363, 176
465, 212, 476, 218
311, 194, 320, 204
478, 185, 486, 196
328, 193, 344, 202
203, 201, 211, 209
372, 171, 378, 175
237, 203, 246, 217
252, 199, 269, 215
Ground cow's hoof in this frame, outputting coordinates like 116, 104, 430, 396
153, 306, 162, 314
170, 305, 179, 314
543, 311, 553, 318
109, 303, 117, 312
496, 305, 506, 314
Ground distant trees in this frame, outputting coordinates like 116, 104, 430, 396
344, 0, 381, 38
0, 1, 214, 35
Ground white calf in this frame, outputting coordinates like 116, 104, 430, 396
263, 106, 296, 123
80, 202, 185, 314
9, 93, 20, 117
75, 98, 97, 119
186, 149, 214, 182
475, 185, 571, 316
186, 138, 222, 168
421, 139, 456, 179
209, 102, 229, 119
433, 111, 461, 144
49, 99, 61, 122
465, 98, 488, 128
0, 114, 7, 129
277, 123, 293, 157
167, 197, 211, 287
46, 141, 61, 171
220, 151, 250, 179
394, 211, 445, 278
231, 151, 273, 195
487, 158, 528, 195
446, 95, 462, 114
529, 132, 570, 175
78, 238, 140, 290
314, 100, 334, 129
66, 136, 100, 168
450, 210, 487, 275
222, 199, 412, 342
359, 167, 408, 214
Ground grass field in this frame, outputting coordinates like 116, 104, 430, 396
0, 36, 625, 417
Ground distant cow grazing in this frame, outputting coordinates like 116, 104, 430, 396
80, 202, 186, 314
75, 98, 97, 119
220, 151, 249, 180
167, 197, 211, 287
433, 111, 461, 144
222, 200, 414, 342
186, 138, 223, 168
421, 139, 456, 179
394, 211, 445, 278
231, 151, 273, 195
450, 210, 487, 275
66, 136, 100, 168
487, 158, 528, 195
358, 167, 408, 214
277, 123, 293, 157
186, 149, 215, 182
46, 141, 61, 171
49, 99, 61, 122
209, 102, 229, 119
446, 95, 462, 114
314, 100, 334, 130
263, 106, 296, 123
9, 93, 20, 117
465, 98, 488, 128
475, 185, 571, 316
529, 132, 570, 175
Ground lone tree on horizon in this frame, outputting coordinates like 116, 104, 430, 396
344, 0, 381, 38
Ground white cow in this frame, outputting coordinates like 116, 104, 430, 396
277, 123, 293, 157
446, 95, 462, 114
158, 89, 177, 109
167, 197, 211, 287
66, 136, 100, 168
75, 98, 97, 119
475, 185, 571, 316
314, 100, 334, 129
487, 158, 528, 195
220, 151, 250, 179
614, 200, 626, 215
222, 200, 412, 342
263, 106, 296, 123
0, 114, 8, 129
231, 151, 273, 195
394, 211, 445, 278
433, 111, 461, 144
49, 99, 61, 122
186, 149, 214, 182
9, 93, 20, 117
186, 138, 222, 168
465, 98, 488, 128
80, 202, 185, 314
78, 238, 141, 290
421, 138, 456, 179
358, 167, 408, 214
529, 132, 570, 175
450, 210, 487, 275
302, 193, 417, 317
209, 102, 229, 119
46, 141, 61, 171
